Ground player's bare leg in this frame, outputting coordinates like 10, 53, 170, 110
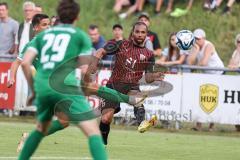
17, 132, 29, 153
17, 112, 69, 153
78, 119, 108, 160
18, 121, 51, 160
83, 82, 147, 105
99, 108, 115, 145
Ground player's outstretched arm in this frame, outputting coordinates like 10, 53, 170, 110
145, 72, 164, 83
21, 50, 37, 105
82, 48, 107, 75
94, 48, 106, 60
187, 44, 199, 65
7, 58, 22, 88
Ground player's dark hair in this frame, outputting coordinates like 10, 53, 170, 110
88, 24, 99, 30
32, 14, 49, 27
57, 0, 80, 24
129, 21, 148, 39
112, 24, 123, 30
0, 2, 8, 9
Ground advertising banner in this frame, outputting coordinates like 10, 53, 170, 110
0, 62, 15, 109
182, 73, 240, 124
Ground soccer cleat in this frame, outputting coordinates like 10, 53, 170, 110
138, 115, 157, 133
17, 132, 29, 153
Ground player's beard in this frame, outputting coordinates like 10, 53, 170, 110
132, 37, 145, 47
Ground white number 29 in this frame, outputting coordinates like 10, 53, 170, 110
41, 33, 70, 65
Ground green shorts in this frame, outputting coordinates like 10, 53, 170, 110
35, 92, 92, 123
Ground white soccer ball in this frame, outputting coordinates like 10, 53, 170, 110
176, 30, 195, 50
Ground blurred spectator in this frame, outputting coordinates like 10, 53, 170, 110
170, 0, 194, 17
35, 5, 43, 14
0, 2, 19, 57
188, 28, 224, 131
147, 0, 174, 14
156, 32, 187, 72
16, 1, 35, 53
112, 24, 124, 41
165, 0, 174, 13
188, 28, 224, 74
227, 33, 240, 131
88, 24, 105, 50
118, 0, 141, 19
218, 0, 236, 14
204, 0, 236, 14
138, 12, 161, 57
138, 0, 164, 15
203, 0, 216, 10
103, 24, 124, 61
50, 16, 60, 26
114, 0, 136, 13
228, 34, 240, 69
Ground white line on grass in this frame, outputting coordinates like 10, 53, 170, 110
0, 157, 91, 160
0, 157, 120, 160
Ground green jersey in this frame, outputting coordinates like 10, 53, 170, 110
17, 38, 39, 68
27, 24, 92, 93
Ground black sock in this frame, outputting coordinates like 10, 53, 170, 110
99, 122, 110, 145
134, 105, 145, 125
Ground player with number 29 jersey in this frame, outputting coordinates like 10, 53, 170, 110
27, 24, 92, 94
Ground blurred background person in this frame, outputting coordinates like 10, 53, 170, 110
0, 2, 19, 58
50, 15, 59, 26
112, 24, 124, 42
50, 15, 57, 26
153, 0, 174, 14
188, 28, 224, 131
103, 24, 124, 61
88, 24, 105, 50
188, 28, 224, 74
114, 0, 136, 13
227, 33, 240, 131
138, 13, 161, 57
228, 33, 240, 69
206, 0, 236, 14
35, 5, 43, 14
157, 32, 188, 72
117, 0, 141, 19
16, 1, 35, 53
137, 0, 164, 15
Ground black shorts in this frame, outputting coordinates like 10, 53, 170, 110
100, 82, 140, 114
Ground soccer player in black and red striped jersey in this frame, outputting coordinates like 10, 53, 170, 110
94, 21, 163, 145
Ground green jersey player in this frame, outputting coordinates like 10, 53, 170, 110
18, 0, 108, 159
18, 1, 147, 160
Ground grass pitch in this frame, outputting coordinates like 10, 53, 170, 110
1, 121, 240, 160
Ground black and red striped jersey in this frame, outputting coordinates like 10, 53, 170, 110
105, 39, 155, 84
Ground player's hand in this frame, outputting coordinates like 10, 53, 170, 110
8, 46, 15, 54
7, 79, 15, 88
156, 60, 165, 66
153, 72, 165, 81
27, 93, 35, 106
